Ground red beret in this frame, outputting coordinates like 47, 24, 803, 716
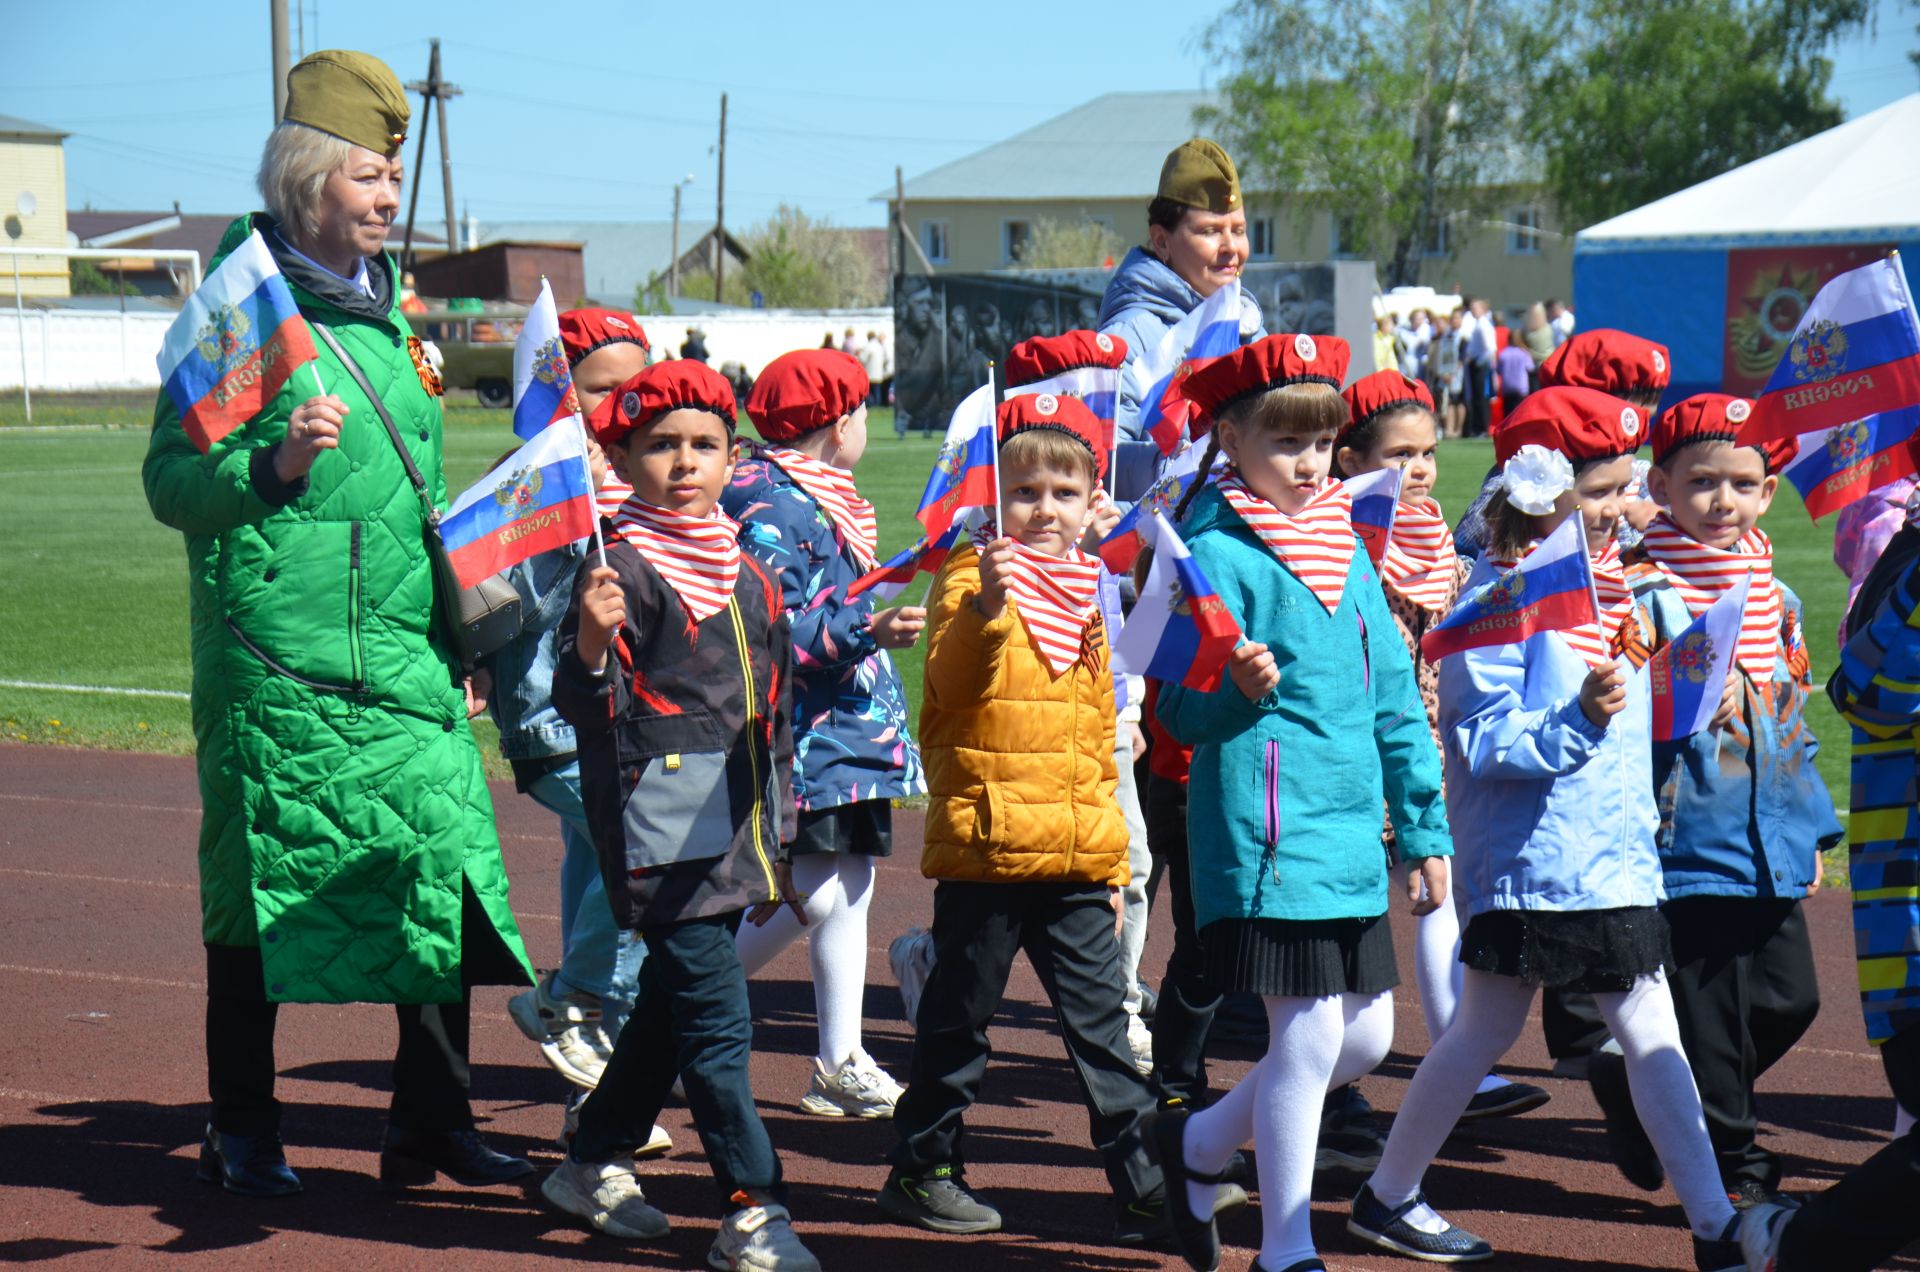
996, 392, 1109, 481
1538, 329, 1671, 396
591, 360, 737, 444
559, 308, 649, 368
1003, 330, 1129, 388
1651, 393, 1795, 472
1173, 332, 1351, 429
1338, 370, 1435, 448
745, 348, 868, 443
1494, 386, 1646, 465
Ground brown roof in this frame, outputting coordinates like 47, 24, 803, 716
67, 210, 447, 271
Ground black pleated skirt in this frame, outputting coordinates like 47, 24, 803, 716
1460, 906, 1671, 993
1201, 913, 1398, 997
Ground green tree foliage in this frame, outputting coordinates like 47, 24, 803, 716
668, 206, 884, 309
1199, 0, 1528, 288
1523, 0, 1871, 229
1015, 216, 1126, 269
68, 259, 139, 296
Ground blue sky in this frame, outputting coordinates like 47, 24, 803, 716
4, 1, 1914, 234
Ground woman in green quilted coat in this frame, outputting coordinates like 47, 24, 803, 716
142, 51, 534, 1199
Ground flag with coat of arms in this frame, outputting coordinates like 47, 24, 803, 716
512, 278, 585, 440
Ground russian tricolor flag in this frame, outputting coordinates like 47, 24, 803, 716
1006, 364, 1120, 456
1741, 255, 1920, 448
512, 278, 585, 440
1098, 440, 1213, 573
1114, 510, 1242, 692
1779, 406, 1920, 520
847, 522, 963, 602
915, 380, 999, 541
440, 418, 597, 587
1421, 515, 1595, 662
1343, 466, 1403, 564
1133, 279, 1244, 454
1650, 572, 1748, 741
156, 230, 321, 454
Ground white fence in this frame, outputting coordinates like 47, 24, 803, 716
0, 308, 175, 391
631, 309, 894, 379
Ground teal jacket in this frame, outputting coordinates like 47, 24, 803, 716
1158, 487, 1452, 930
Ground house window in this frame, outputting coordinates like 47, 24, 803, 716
1329, 215, 1360, 260
1424, 216, 1450, 258
921, 220, 950, 265
1507, 206, 1542, 255
1249, 216, 1275, 260
1003, 219, 1032, 264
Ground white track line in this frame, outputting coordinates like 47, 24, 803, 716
0, 678, 190, 701
0, 866, 191, 890
0, 792, 200, 815
0, 963, 203, 990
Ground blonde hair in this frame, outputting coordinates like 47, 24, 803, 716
1000, 427, 1098, 487
257, 122, 352, 241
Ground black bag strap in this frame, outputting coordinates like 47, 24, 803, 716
310, 322, 437, 524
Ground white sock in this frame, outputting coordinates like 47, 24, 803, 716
1595, 973, 1738, 1241
1413, 858, 1463, 1047
1476, 1074, 1512, 1095
1896, 1103, 1916, 1140
806, 854, 875, 1070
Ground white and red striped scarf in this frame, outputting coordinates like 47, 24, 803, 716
611, 497, 741, 623
1383, 498, 1458, 614
970, 520, 1101, 676
1490, 535, 1641, 669
766, 447, 878, 570
1218, 472, 1355, 614
595, 473, 635, 522
1638, 513, 1783, 685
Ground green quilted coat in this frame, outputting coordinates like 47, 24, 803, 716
144, 213, 532, 1005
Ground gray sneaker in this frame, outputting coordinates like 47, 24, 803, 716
877, 1165, 1002, 1234
540, 1156, 669, 1240
508, 972, 614, 1089
708, 1202, 820, 1271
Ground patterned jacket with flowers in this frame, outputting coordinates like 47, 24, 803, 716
721, 455, 925, 813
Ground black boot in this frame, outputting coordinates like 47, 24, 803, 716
379, 1127, 533, 1187
197, 1124, 303, 1197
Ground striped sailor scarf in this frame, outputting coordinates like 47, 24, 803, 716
971, 520, 1101, 676
611, 497, 741, 623
767, 447, 879, 570
1218, 472, 1355, 614
595, 472, 635, 522
1638, 513, 1783, 686
1383, 497, 1458, 614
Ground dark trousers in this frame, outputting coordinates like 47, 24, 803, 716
890, 880, 1163, 1205
1465, 360, 1493, 437
572, 910, 782, 1206
1145, 775, 1219, 1105
1543, 988, 1610, 1059
1666, 896, 1820, 1189
1779, 1025, 1920, 1272
204, 944, 474, 1137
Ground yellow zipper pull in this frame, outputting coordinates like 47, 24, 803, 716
665, 753, 681, 772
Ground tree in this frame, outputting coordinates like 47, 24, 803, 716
1522, 0, 1871, 229
68, 258, 138, 296
1199, 0, 1531, 288
667, 206, 885, 310
1015, 216, 1125, 270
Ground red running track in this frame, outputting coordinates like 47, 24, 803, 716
0, 742, 1914, 1270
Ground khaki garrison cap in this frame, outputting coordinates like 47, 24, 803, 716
282, 50, 411, 155
1157, 138, 1241, 214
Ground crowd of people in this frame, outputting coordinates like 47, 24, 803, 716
1373, 297, 1579, 441
141, 49, 1920, 1272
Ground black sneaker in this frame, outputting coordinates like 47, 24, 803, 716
1459, 1081, 1552, 1121
1347, 1182, 1493, 1263
877, 1165, 1001, 1234
1317, 1085, 1384, 1172
1588, 1050, 1664, 1190
1727, 1178, 1801, 1211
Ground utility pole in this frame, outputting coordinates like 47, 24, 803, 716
713, 93, 727, 302
270, 0, 290, 124
894, 165, 906, 281
671, 183, 683, 300
401, 41, 463, 271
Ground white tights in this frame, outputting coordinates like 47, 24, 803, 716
1412, 863, 1508, 1096
1368, 968, 1736, 1241
733, 852, 876, 1071
1182, 991, 1395, 1270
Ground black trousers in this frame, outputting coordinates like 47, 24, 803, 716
1779, 1024, 1920, 1272
1465, 360, 1493, 437
204, 943, 474, 1137
890, 880, 1163, 1206
572, 910, 782, 1206
1144, 775, 1220, 1105
1543, 988, 1610, 1059
1665, 896, 1820, 1189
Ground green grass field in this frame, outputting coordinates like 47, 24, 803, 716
0, 389, 1860, 879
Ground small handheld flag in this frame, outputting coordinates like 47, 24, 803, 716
156, 230, 321, 454
1649, 572, 1749, 741
915, 380, 999, 541
1342, 466, 1404, 564
1006, 363, 1121, 490
1779, 407, 1920, 520
1741, 254, 1920, 447
512, 278, 585, 440
847, 522, 963, 602
1114, 511, 1243, 692
1133, 279, 1244, 455
1421, 515, 1594, 662
440, 419, 599, 587
1098, 440, 1215, 573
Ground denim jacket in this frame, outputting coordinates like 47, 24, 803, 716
484, 540, 587, 762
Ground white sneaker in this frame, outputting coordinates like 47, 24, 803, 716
889, 928, 934, 1024
708, 1202, 820, 1271
1124, 1011, 1155, 1076
1738, 1202, 1791, 1272
798, 1048, 903, 1119
555, 1092, 672, 1157
541, 1156, 670, 1240
508, 973, 615, 1089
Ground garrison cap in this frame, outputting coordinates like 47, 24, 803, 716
1157, 138, 1242, 214
282, 50, 411, 155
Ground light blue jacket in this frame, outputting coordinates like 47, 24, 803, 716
1438, 556, 1663, 916
1157, 488, 1451, 930
485, 540, 587, 761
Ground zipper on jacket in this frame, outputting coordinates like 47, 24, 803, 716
224, 617, 362, 695
1357, 608, 1371, 693
347, 521, 366, 692
726, 595, 777, 901
1263, 738, 1282, 884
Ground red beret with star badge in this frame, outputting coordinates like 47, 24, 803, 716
1494, 385, 1646, 465
745, 348, 869, 443
590, 360, 737, 444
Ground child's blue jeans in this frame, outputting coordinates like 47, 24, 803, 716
528, 762, 643, 1035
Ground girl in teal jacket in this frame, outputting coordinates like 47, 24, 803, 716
1148, 335, 1450, 1272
